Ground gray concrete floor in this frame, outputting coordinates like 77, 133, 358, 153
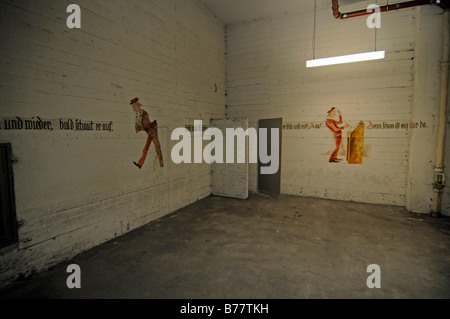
1, 193, 450, 299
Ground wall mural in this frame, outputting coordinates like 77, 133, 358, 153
325, 107, 351, 163
347, 122, 365, 165
283, 111, 429, 165
130, 98, 164, 169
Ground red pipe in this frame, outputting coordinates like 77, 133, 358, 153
332, 0, 432, 19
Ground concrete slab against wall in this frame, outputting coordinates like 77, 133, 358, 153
211, 118, 249, 200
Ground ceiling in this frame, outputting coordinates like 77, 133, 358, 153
198, 0, 382, 24
198, 0, 449, 25
198, 0, 304, 24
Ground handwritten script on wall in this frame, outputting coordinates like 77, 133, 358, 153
0, 117, 113, 132
283, 120, 429, 131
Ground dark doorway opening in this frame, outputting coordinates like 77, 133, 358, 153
0, 144, 17, 249
258, 118, 282, 196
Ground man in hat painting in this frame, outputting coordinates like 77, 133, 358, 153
326, 107, 350, 163
130, 98, 164, 169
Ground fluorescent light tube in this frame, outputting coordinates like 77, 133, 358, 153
306, 51, 385, 68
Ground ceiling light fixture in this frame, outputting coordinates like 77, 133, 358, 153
307, 0, 386, 68
306, 50, 386, 68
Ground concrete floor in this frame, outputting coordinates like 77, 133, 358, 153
1, 193, 449, 299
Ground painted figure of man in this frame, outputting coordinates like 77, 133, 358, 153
326, 107, 350, 163
130, 97, 164, 169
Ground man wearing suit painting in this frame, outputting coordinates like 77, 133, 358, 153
130, 97, 164, 169
326, 107, 350, 163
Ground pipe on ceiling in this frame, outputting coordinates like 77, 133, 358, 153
332, 0, 433, 19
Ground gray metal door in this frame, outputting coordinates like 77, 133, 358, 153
258, 118, 282, 196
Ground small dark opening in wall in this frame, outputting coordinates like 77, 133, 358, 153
0, 143, 17, 249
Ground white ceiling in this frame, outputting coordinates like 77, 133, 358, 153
198, 0, 302, 24
198, 0, 373, 25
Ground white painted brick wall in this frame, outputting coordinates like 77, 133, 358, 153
226, 3, 444, 212
0, 0, 225, 287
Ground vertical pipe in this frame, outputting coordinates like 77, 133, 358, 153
432, 10, 450, 217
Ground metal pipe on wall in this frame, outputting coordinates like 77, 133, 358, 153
332, 0, 433, 19
432, 10, 450, 217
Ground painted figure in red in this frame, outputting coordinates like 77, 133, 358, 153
131, 98, 164, 169
326, 107, 350, 163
